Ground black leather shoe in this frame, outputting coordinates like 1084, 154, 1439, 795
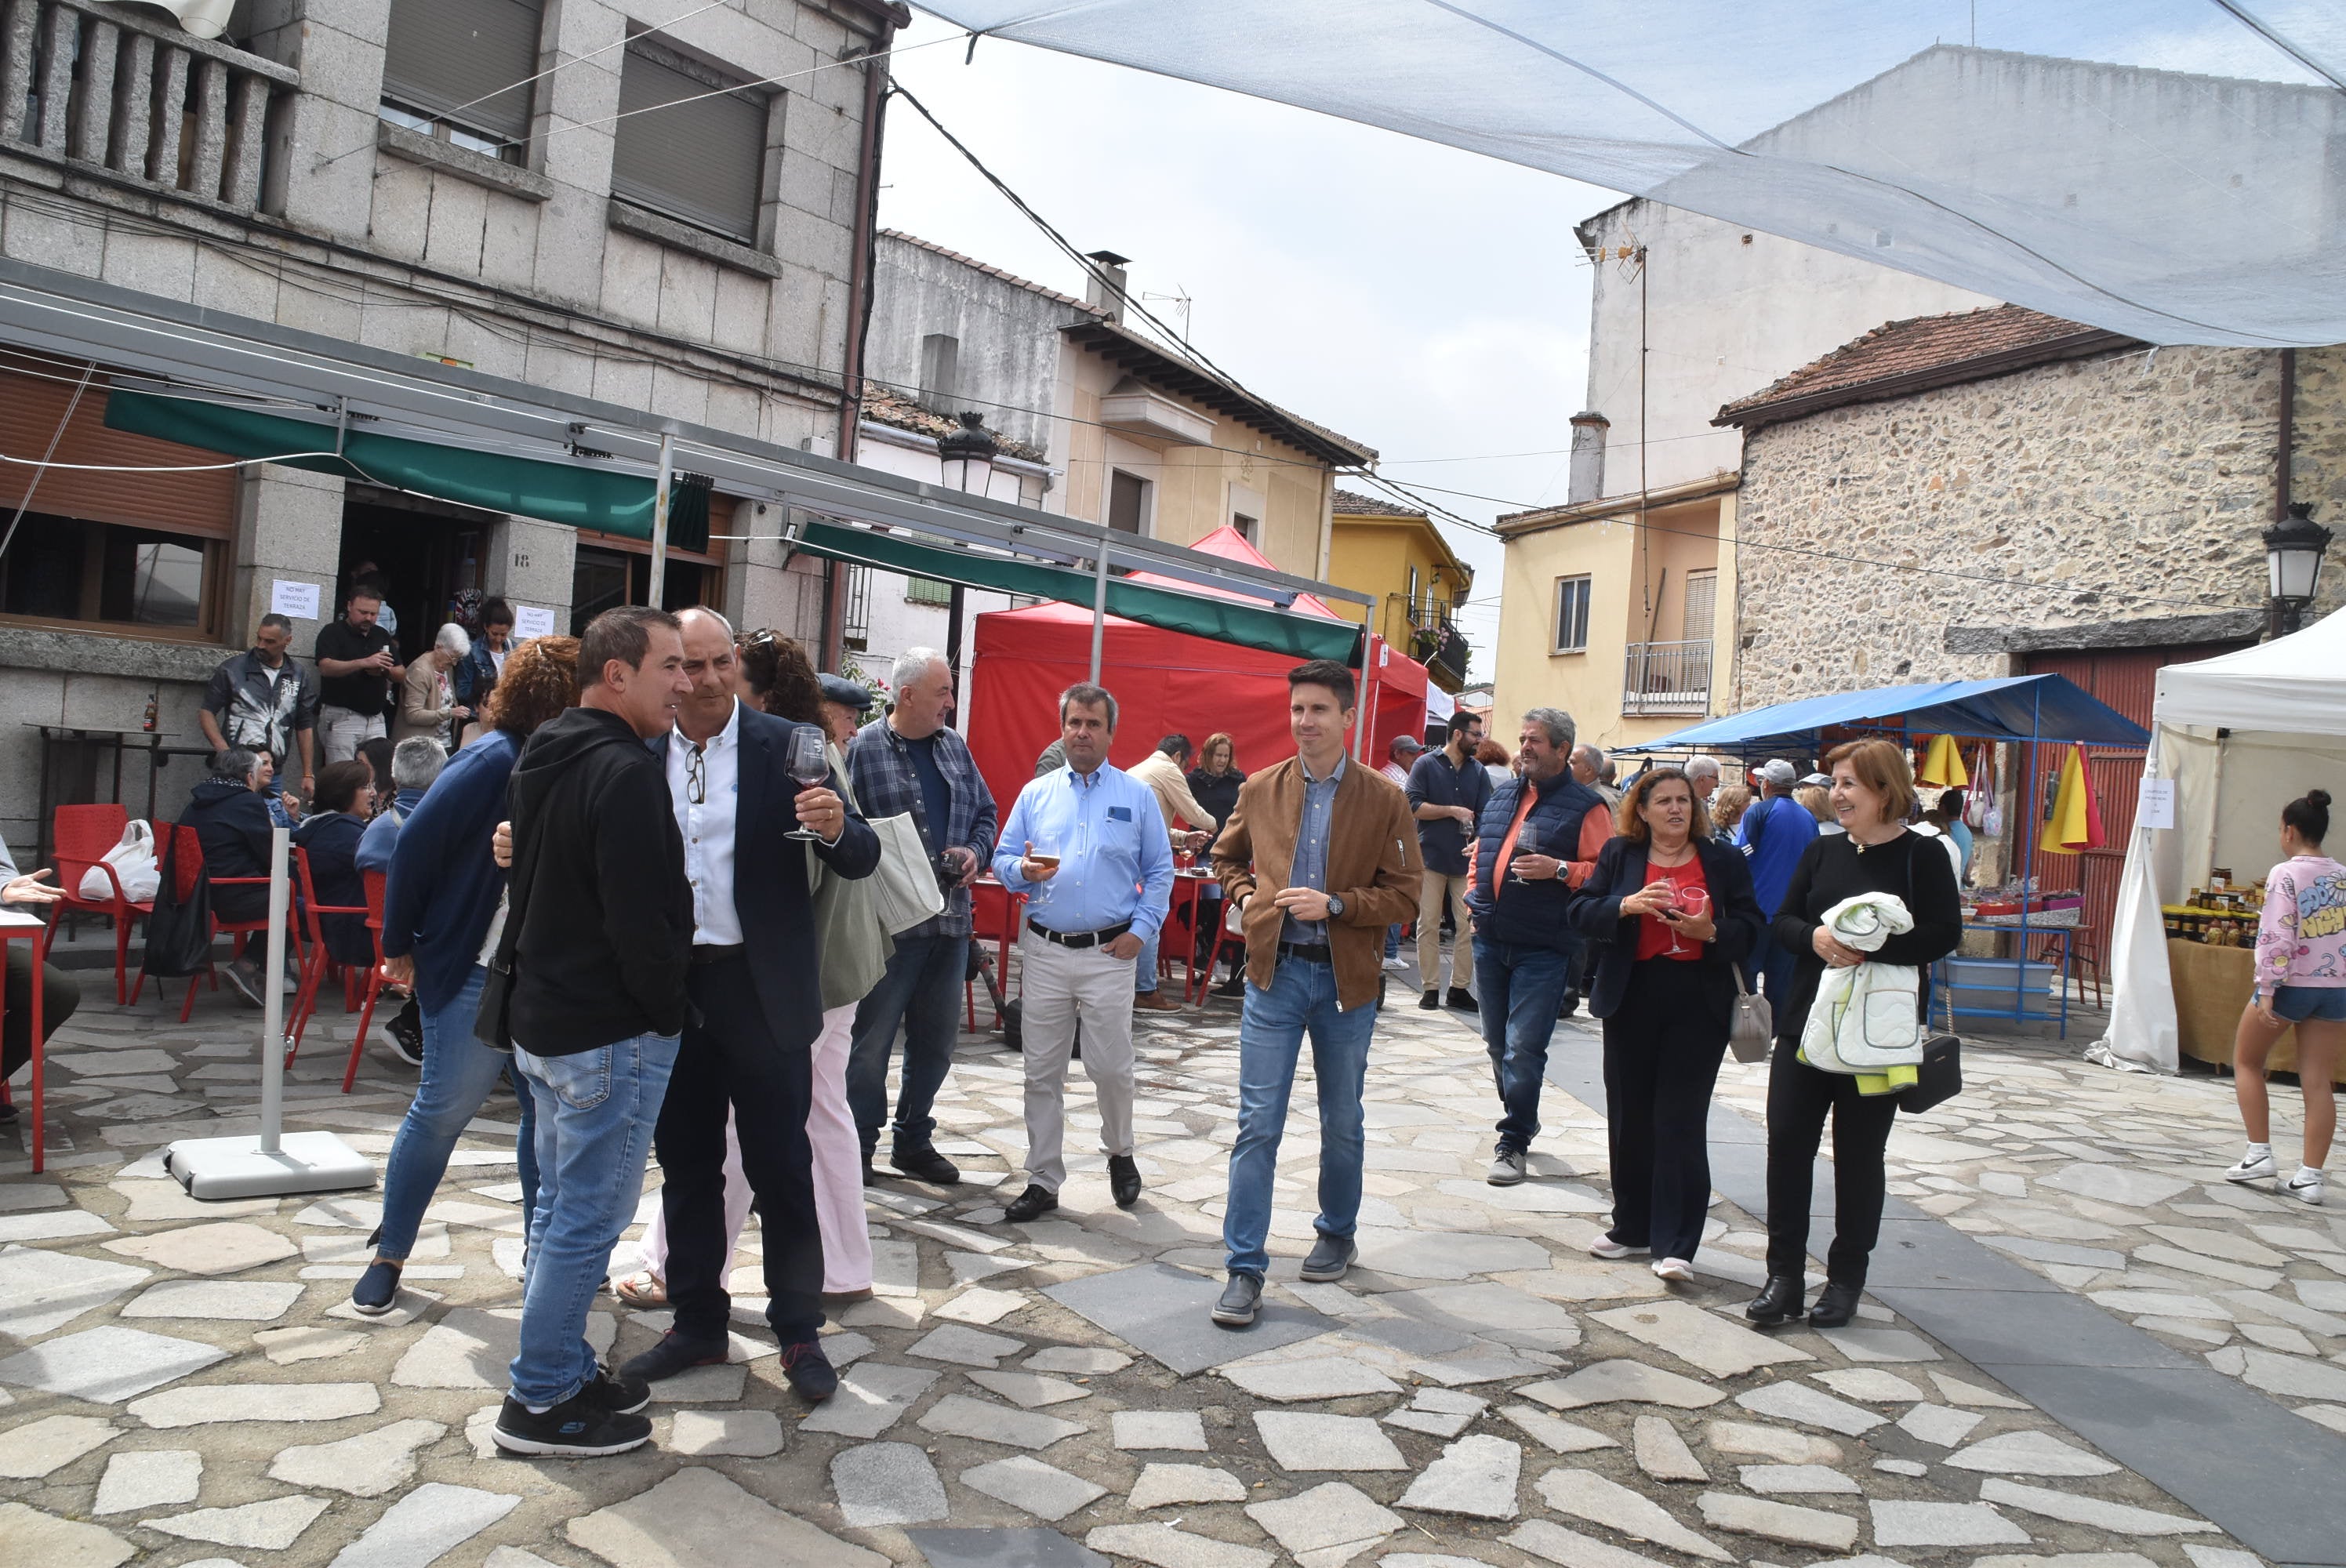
1215, 972, 1246, 997
1108, 1155, 1142, 1208
1211, 1271, 1262, 1327
777, 1338, 837, 1401
1419, 989, 1442, 1011
1745, 1275, 1807, 1327
1004, 1183, 1059, 1223
1446, 987, 1479, 1013
1808, 1279, 1862, 1328
1299, 1234, 1357, 1283
618, 1329, 730, 1384
1558, 991, 1582, 1019
891, 1146, 961, 1185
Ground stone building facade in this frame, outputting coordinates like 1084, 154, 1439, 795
1721, 315, 2344, 713
0, 0, 902, 851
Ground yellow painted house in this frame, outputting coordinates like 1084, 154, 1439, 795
1327, 491, 1475, 693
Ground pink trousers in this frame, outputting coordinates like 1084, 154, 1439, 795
637, 1003, 873, 1295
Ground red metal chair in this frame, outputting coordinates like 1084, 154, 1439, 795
338, 870, 397, 1094
968, 879, 1024, 1031
285, 848, 372, 1065
46, 804, 146, 1004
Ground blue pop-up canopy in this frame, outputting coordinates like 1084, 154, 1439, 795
1615, 674, 2152, 757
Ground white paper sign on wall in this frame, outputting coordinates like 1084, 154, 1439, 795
512, 606, 556, 640
270, 579, 321, 619
2137, 777, 2176, 832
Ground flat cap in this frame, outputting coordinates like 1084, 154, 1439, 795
819, 673, 873, 713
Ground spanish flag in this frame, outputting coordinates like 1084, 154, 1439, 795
2039, 744, 2106, 855
1917, 733, 1969, 789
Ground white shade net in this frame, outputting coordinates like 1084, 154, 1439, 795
916, 2, 2344, 347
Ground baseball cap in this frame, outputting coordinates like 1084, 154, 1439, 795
1758, 759, 1798, 786
1390, 735, 1425, 755
819, 673, 873, 713
1800, 771, 1832, 788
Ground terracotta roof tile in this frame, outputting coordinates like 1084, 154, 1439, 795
860, 386, 1048, 465
1716, 304, 2131, 428
1331, 488, 1420, 517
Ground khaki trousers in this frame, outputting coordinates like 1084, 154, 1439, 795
1416, 870, 1476, 994
1019, 929, 1138, 1194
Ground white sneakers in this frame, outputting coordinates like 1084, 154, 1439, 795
1380, 955, 1409, 971
1652, 1257, 1694, 1283
1588, 1236, 1648, 1260
2226, 1145, 2326, 1204
2224, 1145, 2277, 1183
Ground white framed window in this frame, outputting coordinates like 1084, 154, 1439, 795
1553, 575, 1592, 654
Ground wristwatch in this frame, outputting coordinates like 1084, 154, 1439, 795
1326, 895, 1346, 918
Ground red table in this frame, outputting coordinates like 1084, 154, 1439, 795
2, 909, 51, 1172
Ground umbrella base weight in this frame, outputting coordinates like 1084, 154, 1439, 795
165, 1131, 378, 1201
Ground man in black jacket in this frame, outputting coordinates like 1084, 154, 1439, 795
492, 605, 693, 1460
621, 608, 878, 1404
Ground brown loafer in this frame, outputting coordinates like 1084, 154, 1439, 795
1135, 990, 1183, 1012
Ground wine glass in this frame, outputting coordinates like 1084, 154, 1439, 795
784, 728, 830, 840
1669, 884, 1710, 957
1511, 821, 1542, 883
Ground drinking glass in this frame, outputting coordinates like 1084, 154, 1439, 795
1026, 833, 1059, 907
784, 728, 830, 840
1511, 821, 1542, 883
1669, 884, 1710, 956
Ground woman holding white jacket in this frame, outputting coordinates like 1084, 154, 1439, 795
1747, 737, 1960, 1330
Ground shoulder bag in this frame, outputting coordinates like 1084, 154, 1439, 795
139, 829, 212, 981
1898, 840, 1963, 1112
1728, 961, 1773, 1063
474, 797, 546, 1053
867, 811, 947, 936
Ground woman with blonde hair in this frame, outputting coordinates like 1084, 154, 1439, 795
1712, 784, 1753, 841
1746, 738, 1959, 1330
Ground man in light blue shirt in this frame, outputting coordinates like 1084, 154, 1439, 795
992, 683, 1174, 1222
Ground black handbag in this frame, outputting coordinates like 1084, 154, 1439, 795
139, 829, 213, 981
473, 811, 540, 1053
1898, 845, 1963, 1113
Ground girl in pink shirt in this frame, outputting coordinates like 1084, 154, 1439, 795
2225, 789, 2344, 1206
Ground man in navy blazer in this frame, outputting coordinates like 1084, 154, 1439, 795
620, 608, 880, 1403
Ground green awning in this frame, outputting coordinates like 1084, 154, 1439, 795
104, 390, 667, 539
794, 519, 1363, 663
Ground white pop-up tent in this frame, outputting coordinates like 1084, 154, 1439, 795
2094, 608, 2346, 1074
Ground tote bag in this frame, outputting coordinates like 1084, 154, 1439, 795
867, 811, 946, 936
138, 829, 212, 980
80, 819, 161, 902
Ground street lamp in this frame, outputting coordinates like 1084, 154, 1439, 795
938, 410, 1000, 498
2264, 501, 2332, 637
939, 412, 1000, 713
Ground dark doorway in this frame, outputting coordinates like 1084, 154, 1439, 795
336, 495, 492, 662
568, 535, 722, 635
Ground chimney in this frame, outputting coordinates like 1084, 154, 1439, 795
1085, 249, 1130, 324
1567, 410, 1610, 504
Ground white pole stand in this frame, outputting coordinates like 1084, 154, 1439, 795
166, 826, 376, 1200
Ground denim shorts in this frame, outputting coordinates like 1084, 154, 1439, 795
2272, 985, 2346, 1024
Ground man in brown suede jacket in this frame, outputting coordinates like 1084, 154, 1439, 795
1208, 659, 1422, 1327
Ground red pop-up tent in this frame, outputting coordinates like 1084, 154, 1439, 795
966, 526, 1428, 811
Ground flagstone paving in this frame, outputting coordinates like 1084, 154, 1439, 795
0, 957, 2336, 1566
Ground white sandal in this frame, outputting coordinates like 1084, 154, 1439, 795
612, 1269, 667, 1307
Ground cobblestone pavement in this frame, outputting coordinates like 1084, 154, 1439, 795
0, 960, 2326, 1568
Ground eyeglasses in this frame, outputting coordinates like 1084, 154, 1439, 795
686, 745, 706, 805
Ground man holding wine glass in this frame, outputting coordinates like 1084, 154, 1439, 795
619, 608, 881, 1403
990, 684, 1176, 1223
1462, 708, 1614, 1187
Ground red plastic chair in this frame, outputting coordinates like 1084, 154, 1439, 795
285, 848, 372, 1065
47, 804, 145, 1004
340, 869, 396, 1094
136, 826, 297, 1020
967, 880, 1026, 1031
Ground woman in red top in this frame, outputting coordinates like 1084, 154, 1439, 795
1567, 768, 1766, 1280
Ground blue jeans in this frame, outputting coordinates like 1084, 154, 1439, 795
1385, 924, 1402, 960
1475, 939, 1574, 1153
847, 933, 967, 1156
373, 966, 539, 1261
508, 1031, 678, 1410
1222, 956, 1378, 1279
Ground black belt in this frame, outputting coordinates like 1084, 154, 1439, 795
1278, 942, 1333, 964
690, 943, 746, 966
1027, 919, 1131, 950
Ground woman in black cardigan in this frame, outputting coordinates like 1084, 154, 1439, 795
1746, 737, 1961, 1330
1567, 768, 1766, 1281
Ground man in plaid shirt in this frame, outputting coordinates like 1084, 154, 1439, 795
845, 648, 998, 1184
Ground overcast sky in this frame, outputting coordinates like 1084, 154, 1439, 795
873, 13, 1627, 681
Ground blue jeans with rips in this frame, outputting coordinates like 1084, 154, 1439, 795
507, 1030, 678, 1410
373, 966, 539, 1261
846, 933, 967, 1157
1474, 938, 1575, 1154
1222, 956, 1378, 1279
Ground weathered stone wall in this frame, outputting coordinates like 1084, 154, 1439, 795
2291, 344, 2346, 525
1728, 344, 2341, 710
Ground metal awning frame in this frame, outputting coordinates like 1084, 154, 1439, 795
0, 258, 1370, 615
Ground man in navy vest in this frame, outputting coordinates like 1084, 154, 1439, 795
1465, 707, 1613, 1186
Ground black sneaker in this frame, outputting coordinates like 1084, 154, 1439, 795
583, 1363, 651, 1415
224, 957, 266, 1009
383, 1002, 424, 1068
777, 1338, 838, 1401
349, 1258, 403, 1316
491, 1391, 652, 1457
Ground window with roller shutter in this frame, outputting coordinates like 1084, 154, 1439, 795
612, 36, 770, 245
379, 0, 544, 158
